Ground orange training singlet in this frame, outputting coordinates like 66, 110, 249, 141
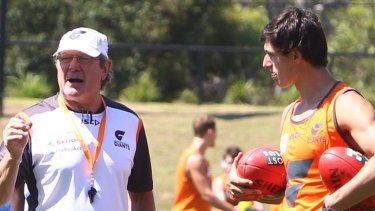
172, 149, 211, 211
279, 82, 355, 210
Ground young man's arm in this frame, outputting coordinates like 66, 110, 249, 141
324, 91, 375, 209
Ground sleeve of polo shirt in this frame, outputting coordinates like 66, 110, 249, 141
127, 123, 153, 193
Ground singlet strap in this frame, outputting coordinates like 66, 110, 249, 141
333, 88, 366, 155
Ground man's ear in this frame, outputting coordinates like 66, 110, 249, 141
102, 59, 112, 80
207, 128, 215, 135
292, 49, 302, 63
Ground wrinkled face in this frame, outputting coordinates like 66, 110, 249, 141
262, 41, 298, 88
55, 50, 110, 102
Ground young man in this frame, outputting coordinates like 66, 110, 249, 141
226, 7, 375, 210
0, 27, 155, 211
173, 114, 236, 211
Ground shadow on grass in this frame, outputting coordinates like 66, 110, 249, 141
138, 110, 279, 120
212, 111, 279, 120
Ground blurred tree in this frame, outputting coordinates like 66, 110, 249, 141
265, 0, 290, 19
326, 4, 375, 104
3, 0, 374, 104
5, 0, 269, 102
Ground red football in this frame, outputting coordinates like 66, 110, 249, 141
319, 147, 375, 210
319, 147, 367, 192
236, 146, 286, 197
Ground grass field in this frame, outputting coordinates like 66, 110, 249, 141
0, 98, 284, 211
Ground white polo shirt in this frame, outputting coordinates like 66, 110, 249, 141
3, 95, 153, 211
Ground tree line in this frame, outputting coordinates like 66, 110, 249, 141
2, 0, 375, 104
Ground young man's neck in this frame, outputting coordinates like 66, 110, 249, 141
191, 137, 207, 153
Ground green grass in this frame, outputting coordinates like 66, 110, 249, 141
0, 98, 283, 211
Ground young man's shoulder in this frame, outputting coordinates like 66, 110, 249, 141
186, 152, 208, 171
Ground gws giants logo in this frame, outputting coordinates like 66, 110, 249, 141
114, 130, 130, 150
311, 123, 323, 135
307, 122, 327, 144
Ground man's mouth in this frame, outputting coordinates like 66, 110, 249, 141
271, 72, 277, 79
67, 78, 83, 83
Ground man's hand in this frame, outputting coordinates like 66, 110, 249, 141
225, 152, 263, 202
3, 116, 32, 161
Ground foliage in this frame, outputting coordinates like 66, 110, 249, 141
328, 5, 375, 52
119, 72, 161, 102
5, 69, 52, 98
274, 86, 299, 106
4, 0, 269, 102
176, 89, 199, 104
224, 78, 274, 105
3, 1, 375, 104
225, 80, 246, 103
326, 5, 375, 101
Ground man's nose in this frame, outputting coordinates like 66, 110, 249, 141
262, 54, 272, 69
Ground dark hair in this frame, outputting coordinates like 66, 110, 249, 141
260, 7, 328, 67
193, 114, 216, 137
223, 145, 242, 159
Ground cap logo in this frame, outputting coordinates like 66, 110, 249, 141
70, 30, 86, 40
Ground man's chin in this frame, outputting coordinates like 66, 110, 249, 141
61, 88, 83, 98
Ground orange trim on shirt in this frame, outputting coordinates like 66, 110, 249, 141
136, 119, 143, 144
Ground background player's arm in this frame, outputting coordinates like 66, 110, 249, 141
187, 154, 236, 211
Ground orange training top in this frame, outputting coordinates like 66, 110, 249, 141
279, 82, 355, 210
173, 149, 211, 211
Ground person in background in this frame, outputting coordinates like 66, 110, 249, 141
225, 7, 375, 210
0, 27, 155, 211
213, 145, 264, 211
172, 114, 237, 211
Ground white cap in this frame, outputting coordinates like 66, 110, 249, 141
53, 27, 108, 58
